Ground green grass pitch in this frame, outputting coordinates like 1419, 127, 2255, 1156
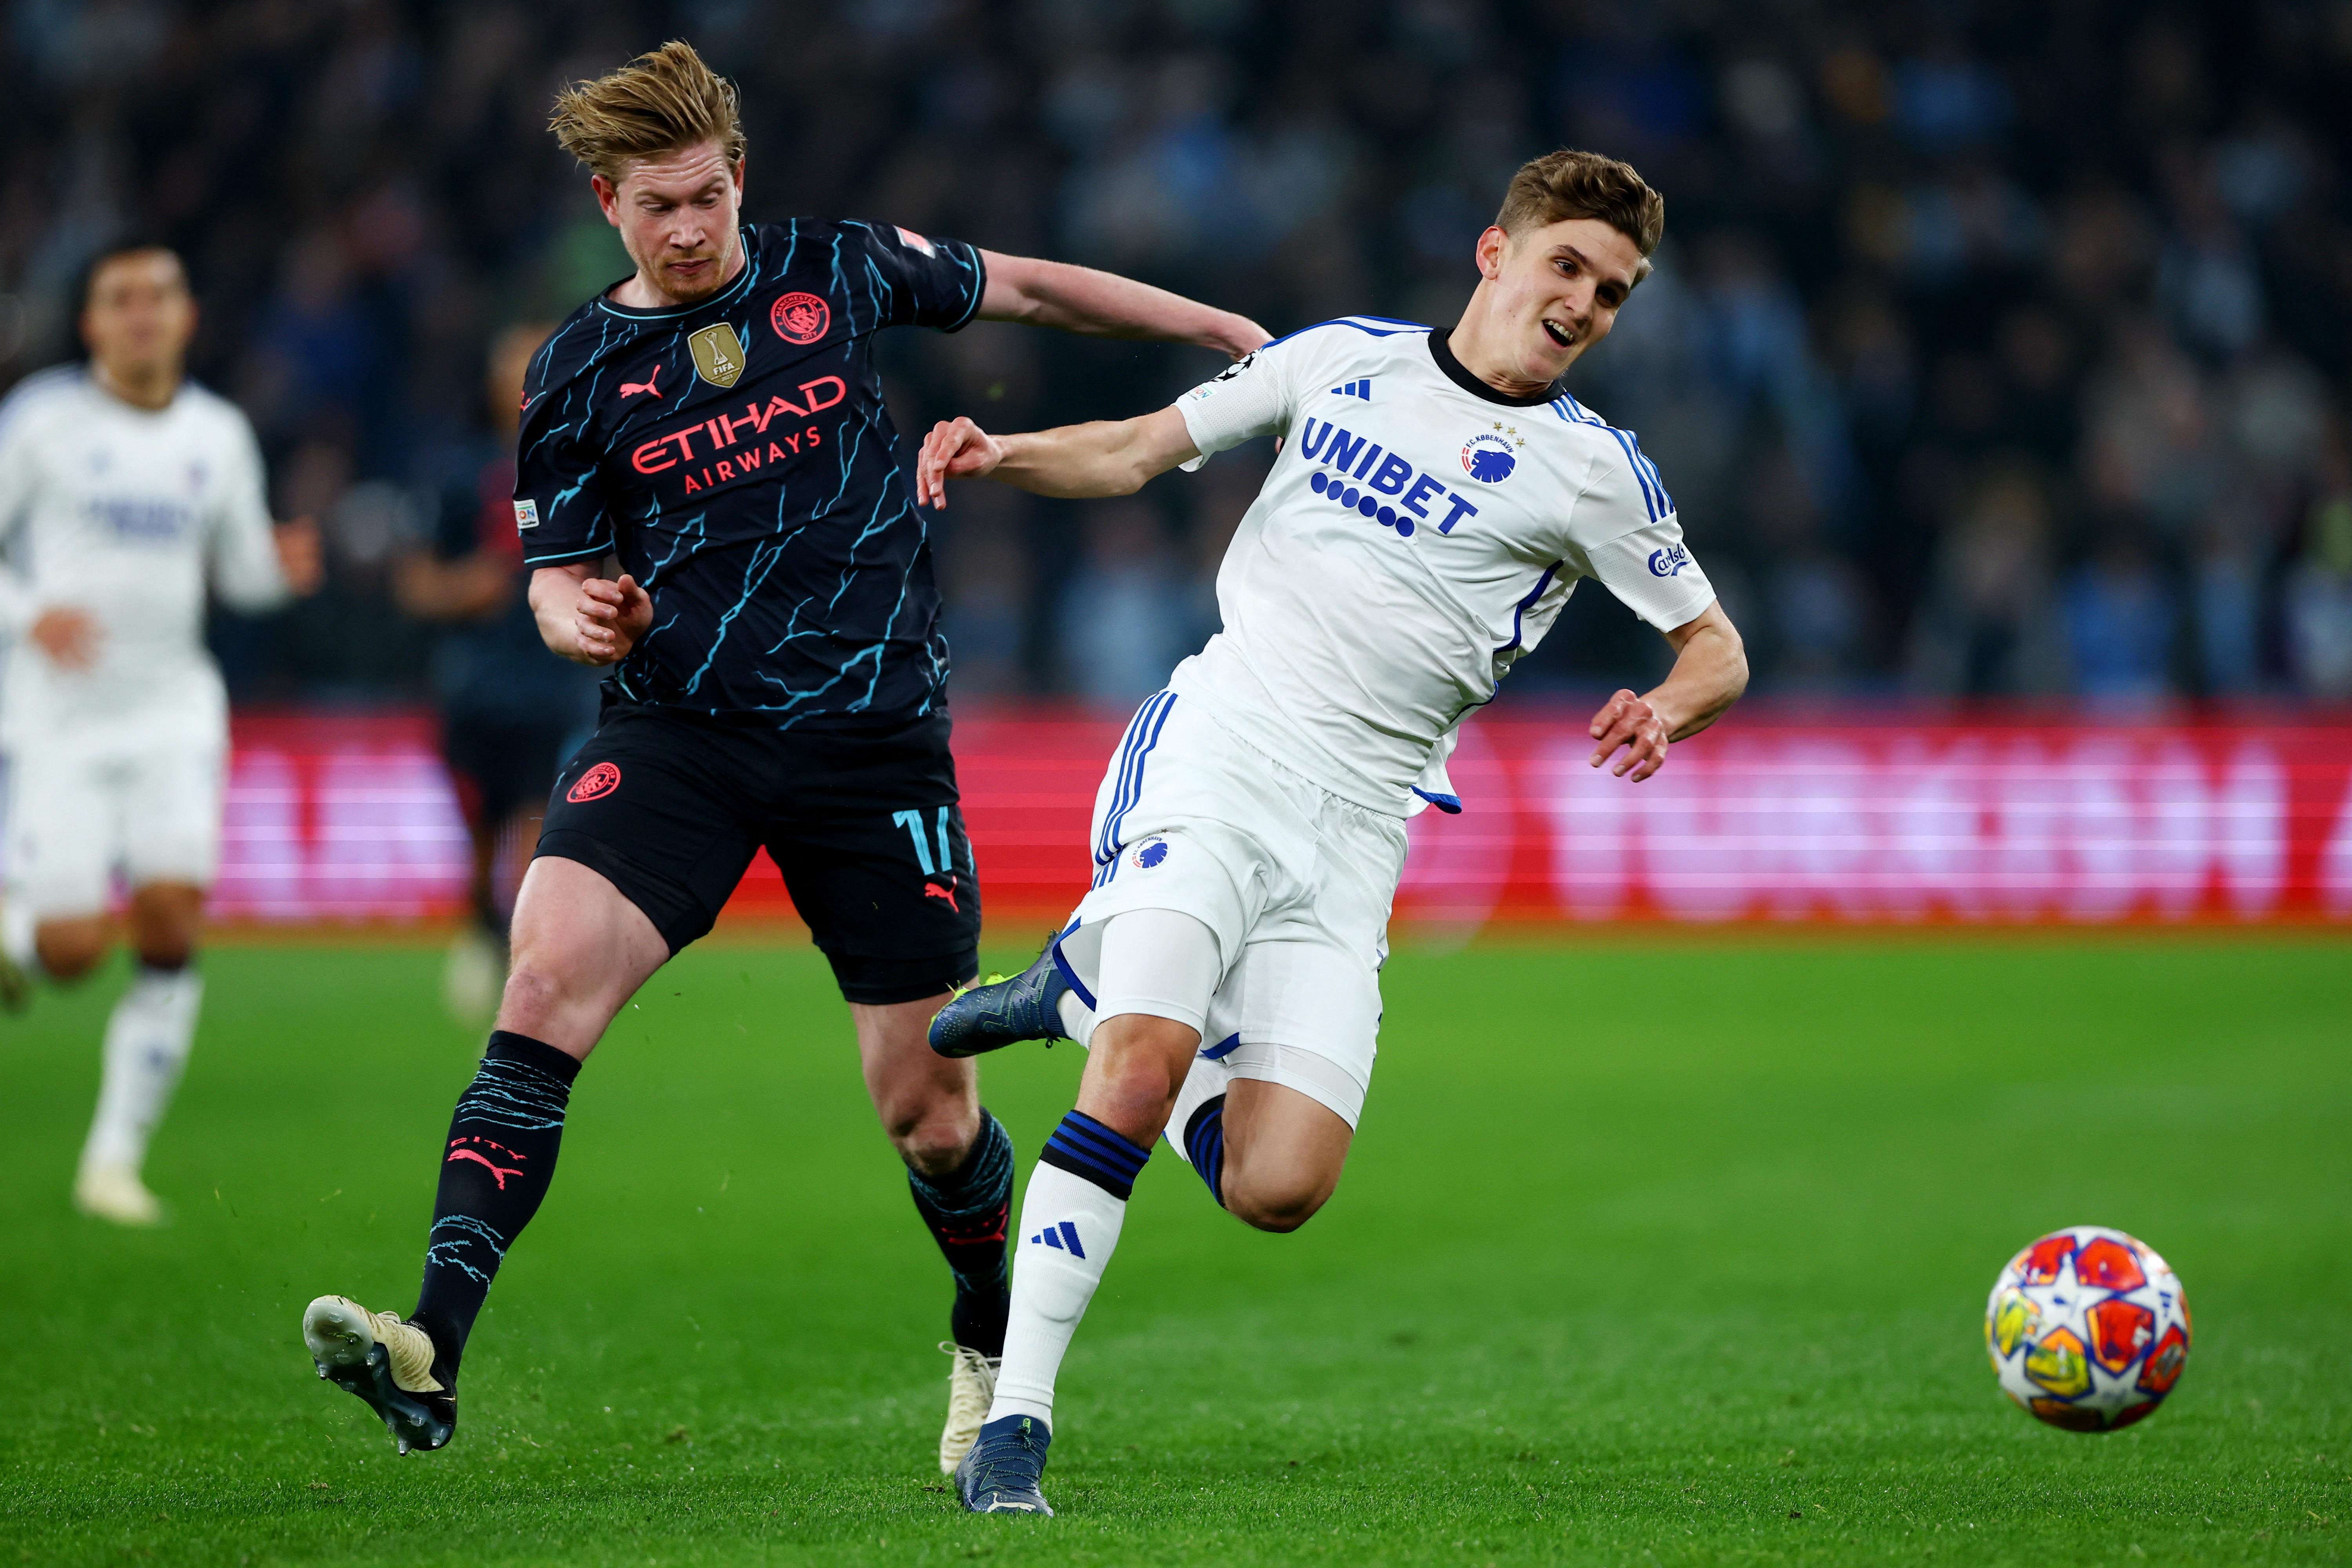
2, 935, 2348, 1566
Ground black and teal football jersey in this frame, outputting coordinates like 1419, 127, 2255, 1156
514, 219, 985, 728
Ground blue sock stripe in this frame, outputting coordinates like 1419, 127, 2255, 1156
1183, 1099, 1227, 1208
1043, 1127, 1149, 1187
1051, 1118, 1146, 1169
1045, 1111, 1151, 1181
1056, 1110, 1151, 1172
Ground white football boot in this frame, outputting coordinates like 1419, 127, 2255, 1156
440, 926, 506, 1025
938, 1341, 1002, 1475
74, 1163, 164, 1226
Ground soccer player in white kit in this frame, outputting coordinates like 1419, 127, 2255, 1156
0, 243, 321, 1225
916, 150, 1749, 1512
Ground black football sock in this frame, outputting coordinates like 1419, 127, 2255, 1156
410, 1030, 580, 1376
907, 1108, 1015, 1357
1182, 1094, 1228, 1208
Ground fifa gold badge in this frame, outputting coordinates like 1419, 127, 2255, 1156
689, 323, 747, 389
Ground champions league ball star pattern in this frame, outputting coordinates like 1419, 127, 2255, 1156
1985, 1225, 2190, 1432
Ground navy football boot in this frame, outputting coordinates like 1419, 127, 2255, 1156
953, 1412, 1054, 1514
928, 942, 1070, 1059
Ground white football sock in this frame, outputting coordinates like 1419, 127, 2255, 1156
80, 965, 203, 1175
987, 1151, 1138, 1427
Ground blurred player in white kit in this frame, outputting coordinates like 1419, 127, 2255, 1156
0, 241, 320, 1224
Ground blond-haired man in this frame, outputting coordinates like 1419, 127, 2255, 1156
919, 150, 1748, 1512
301, 40, 1266, 1470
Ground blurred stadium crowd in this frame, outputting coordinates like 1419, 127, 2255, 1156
4, 0, 2350, 706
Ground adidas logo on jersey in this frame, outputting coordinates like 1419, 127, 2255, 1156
1328, 379, 1372, 400
1028, 1221, 1086, 1258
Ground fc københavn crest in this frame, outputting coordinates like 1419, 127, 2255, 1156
690, 322, 748, 388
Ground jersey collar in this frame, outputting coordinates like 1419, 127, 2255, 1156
1428, 327, 1565, 408
593, 226, 760, 320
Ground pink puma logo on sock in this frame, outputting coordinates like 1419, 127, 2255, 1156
619, 365, 663, 399
449, 1147, 524, 1185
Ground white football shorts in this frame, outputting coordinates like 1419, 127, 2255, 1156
3, 732, 227, 918
1053, 691, 1408, 1129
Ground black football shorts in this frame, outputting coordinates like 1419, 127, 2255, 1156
535, 700, 981, 1004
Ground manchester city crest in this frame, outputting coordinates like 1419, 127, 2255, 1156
689, 322, 748, 388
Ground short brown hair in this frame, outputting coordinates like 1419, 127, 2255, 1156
549, 40, 747, 185
1495, 149, 1666, 273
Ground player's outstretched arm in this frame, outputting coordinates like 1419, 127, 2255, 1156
1587, 600, 1748, 782
975, 252, 1268, 359
915, 408, 1200, 508
529, 562, 652, 666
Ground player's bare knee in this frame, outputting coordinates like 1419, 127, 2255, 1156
893, 1111, 978, 1176
127, 883, 202, 959
36, 920, 109, 982
1221, 1171, 1331, 1234
1083, 1034, 1192, 1139
880, 1084, 979, 1174
497, 958, 574, 1032
1228, 1189, 1325, 1233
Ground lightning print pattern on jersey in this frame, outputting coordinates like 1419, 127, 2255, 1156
516, 221, 985, 729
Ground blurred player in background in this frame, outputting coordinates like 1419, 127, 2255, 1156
0, 241, 321, 1225
301, 42, 1267, 1471
394, 323, 599, 1022
918, 150, 1749, 1513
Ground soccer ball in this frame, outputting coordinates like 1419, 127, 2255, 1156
1985, 1225, 2190, 1432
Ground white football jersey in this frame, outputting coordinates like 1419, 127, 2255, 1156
1171, 316, 1715, 816
0, 367, 288, 745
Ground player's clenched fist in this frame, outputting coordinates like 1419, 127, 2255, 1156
1587, 687, 1671, 782
573, 573, 652, 665
915, 417, 1006, 509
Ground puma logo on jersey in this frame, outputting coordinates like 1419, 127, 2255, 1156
620, 365, 663, 399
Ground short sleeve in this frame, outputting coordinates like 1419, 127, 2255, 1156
854, 222, 987, 333
1173, 341, 1297, 471
0, 387, 47, 637
205, 408, 292, 612
1568, 434, 1715, 631
515, 357, 613, 567
1584, 519, 1716, 630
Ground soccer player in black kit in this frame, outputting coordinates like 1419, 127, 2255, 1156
301, 41, 1268, 1471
